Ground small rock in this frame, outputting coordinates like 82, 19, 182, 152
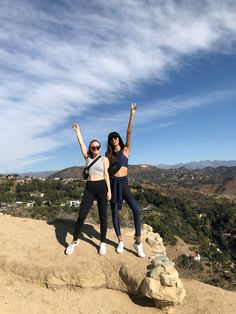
149, 265, 166, 280
142, 224, 153, 232
141, 277, 184, 306
160, 273, 178, 287
151, 257, 175, 267
151, 252, 167, 260
146, 238, 165, 251
151, 254, 169, 264
175, 278, 184, 289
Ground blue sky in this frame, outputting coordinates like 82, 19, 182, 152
0, 0, 236, 172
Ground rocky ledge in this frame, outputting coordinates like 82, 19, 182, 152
0, 215, 185, 313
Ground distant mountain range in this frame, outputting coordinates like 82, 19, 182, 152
156, 160, 236, 170
18, 170, 58, 178
14, 160, 236, 178
47, 164, 236, 199
47, 163, 236, 185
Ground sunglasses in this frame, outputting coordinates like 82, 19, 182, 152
90, 145, 101, 151
109, 135, 118, 141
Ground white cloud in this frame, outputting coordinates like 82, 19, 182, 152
73, 88, 236, 152
0, 0, 236, 171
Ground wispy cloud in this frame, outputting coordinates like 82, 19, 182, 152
0, 0, 236, 171
79, 88, 236, 140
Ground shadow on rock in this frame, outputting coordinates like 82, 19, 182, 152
47, 218, 117, 251
128, 294, 156, 308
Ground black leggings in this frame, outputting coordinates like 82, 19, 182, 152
110, 180, 141, 237
73, 180, 108, 242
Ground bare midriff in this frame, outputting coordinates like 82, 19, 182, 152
114, 166, 128, 177
87, 175, 105, 181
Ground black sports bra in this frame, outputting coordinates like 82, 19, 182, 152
112, 150, 128, 168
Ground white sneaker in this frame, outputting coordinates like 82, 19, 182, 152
65, 240, 80, 255
99, 242, 107, 255
116, 241, 124, 254
133, 242, 145, 258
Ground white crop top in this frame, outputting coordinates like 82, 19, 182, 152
86, 156, 104, 176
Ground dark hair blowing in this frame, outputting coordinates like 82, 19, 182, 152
106, 132, 125, 160
87, 139, 101, 158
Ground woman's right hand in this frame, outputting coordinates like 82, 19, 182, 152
107, 191, 112, 201
130, 102, 137, 115
72, 123, 79, 132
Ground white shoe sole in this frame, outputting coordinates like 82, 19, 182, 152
65, 240, 79, 255
116, 248, 123, 254
99, 250, 107, 255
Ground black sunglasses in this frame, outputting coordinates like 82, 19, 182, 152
109, 135, 118, 141
90, 145, 101, 151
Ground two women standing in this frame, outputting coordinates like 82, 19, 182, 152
66, 103, 145, 258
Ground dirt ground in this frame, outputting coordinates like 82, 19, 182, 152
0, 215, 235, 314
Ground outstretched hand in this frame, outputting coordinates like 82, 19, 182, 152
130, 102, 137, 115
72, 123, 79, 132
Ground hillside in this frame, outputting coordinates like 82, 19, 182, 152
157, 160, 236, 170
1, 173, 235, 290
49, 164, 236, 199
0, 215, 236, 314
49, 166, 83, 179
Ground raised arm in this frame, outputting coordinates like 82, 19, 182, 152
124, 102, 137, 156
72, 123, 88, 159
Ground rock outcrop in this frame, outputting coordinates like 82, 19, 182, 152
140, 224, 186, 313
0, 216, 185, 313
0, 215, 236, 314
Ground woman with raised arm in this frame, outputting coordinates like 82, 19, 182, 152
66, 123, 111, 256
106, 103, 145, 258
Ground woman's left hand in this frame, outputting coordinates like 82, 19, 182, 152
131, 102, 137, 115
107, 191, 112, 201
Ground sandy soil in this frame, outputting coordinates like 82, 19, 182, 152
0, 215, 235, 314
166, 237, 193, 260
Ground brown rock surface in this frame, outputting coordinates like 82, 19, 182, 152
0, 215, 235, 314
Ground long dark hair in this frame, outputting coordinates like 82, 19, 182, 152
106, 132, 125, 160
87, 139, 101, 158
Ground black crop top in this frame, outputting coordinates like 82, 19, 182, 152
111, 150, 128, 168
